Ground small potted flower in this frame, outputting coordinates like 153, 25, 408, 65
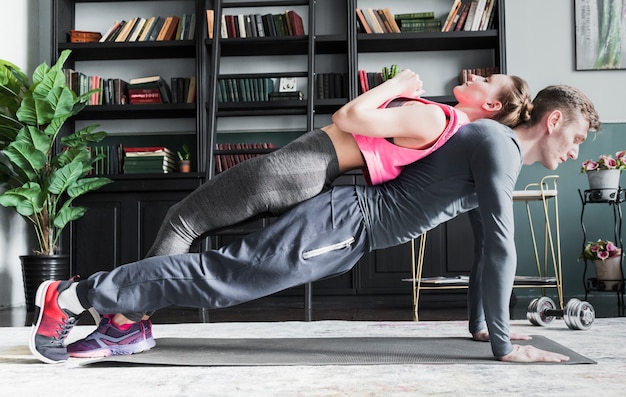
580, 239, 624, 291
177, 144, 191, 173
580, 150, 625, 201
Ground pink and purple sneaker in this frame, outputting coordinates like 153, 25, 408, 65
67, 315, 155, 358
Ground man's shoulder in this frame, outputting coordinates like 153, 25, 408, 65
462, 118, 512, 135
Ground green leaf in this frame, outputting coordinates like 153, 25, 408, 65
61, 124, 107, 147
3, 140, 47, 181
53, 202, 86, 230
47, 162, 83, 195
0, 182, 44, 216
15, 92, 37, 126
67, 177, 112, 198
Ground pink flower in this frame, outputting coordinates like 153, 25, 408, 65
582, 239, 623, 261
581, 150, 626, 173
581, 160, 599, 171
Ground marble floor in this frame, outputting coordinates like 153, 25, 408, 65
1, 293, 626, 396
1, 317, 625, 396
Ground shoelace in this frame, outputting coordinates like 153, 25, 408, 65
50, 316, 77, 344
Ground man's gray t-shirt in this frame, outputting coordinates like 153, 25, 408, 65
355, 118, 523, 357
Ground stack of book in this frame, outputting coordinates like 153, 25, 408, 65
128, 75, 172, 104
394, 12, 441, 33
123, 147, 176, 174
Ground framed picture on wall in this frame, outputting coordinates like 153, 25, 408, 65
575, 0, 626, 70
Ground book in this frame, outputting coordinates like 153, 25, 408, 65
138, 16, 157, 41
115, 17, 137, 42
442, 0, 462, 32
470, 0, 488, 31
187, 13, 196, 39
69, 30, 102, 43
127, 17, 146, 42
355, 8, 372, 34
158, 16, 180, 41
206, 10, 215, 39
478, 0, 496, 30
454, 3, 471, 31
112, 78, 128, 105
129, 75, 162, 85
381, 8, 401, 33
147, 16, 165, 41
129, 77, 171, 103
185, 76, 196, 103
105, 20, 125, 41
156, 16, 173, 40
394, 12, 436, 20
463, 0, 479, 31
286, 10, 305, 36
100, 21, 122, 42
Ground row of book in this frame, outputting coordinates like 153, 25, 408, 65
99, 14, 196, 43
358, 65, 399, 94
316, 73, 348, 100
90, 146, 180, 175
207, 9, 305, 39
442, 0, 497, 32
216, 78, 303, 102
217, 78, 275, 103
214, 143, 277, 174
62, 70, 196, 105
355, 8, 402, 34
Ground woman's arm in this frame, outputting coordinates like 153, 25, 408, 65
332, 69, 446, 144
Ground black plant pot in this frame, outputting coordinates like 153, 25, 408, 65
20, 255, 70, 312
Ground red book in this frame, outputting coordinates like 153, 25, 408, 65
286, 10, 305, 36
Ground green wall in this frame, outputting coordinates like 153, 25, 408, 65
513, 123, 625, 301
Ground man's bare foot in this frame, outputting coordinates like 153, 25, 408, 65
499, 344, 569, 363
472, 329, 532, 342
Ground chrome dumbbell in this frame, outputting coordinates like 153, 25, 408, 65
526, 297, 595, 330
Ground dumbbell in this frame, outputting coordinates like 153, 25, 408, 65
526, 297, 595, 330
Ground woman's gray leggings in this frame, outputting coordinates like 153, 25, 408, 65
146, 129, 341, 257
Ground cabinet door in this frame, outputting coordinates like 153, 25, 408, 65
68, 178, 203, 277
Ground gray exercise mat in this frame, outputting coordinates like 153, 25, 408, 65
81, 335, 595, 366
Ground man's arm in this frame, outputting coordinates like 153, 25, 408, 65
469, 123, 568, 362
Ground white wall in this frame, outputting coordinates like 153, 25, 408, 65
0, 1, 43, 309
505, 0, 626, 122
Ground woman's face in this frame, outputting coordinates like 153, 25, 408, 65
453, 74, 511, 109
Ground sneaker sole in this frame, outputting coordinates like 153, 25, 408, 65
29, 280, 65, 364
69, 338, 157, 358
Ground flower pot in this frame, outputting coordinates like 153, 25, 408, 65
587, 169, 621, 202
593, 255, 624, 291
179, 160, 191, 173
20, 255, 70, 312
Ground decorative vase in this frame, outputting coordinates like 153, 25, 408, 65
20, 255, 70, 312
593, 255, 624, 291
587, 169, 621, 202
179, 160, 191, 173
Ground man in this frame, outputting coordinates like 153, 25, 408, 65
30, 85, 600, 364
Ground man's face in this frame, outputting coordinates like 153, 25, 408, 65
542, 113, 589, 170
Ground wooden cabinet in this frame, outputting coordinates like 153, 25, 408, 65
53, 0, 502, 299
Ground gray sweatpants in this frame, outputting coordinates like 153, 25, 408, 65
82, 188, 367, 315
146, 129, 340, 257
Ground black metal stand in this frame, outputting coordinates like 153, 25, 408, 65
579, 188, 625, 314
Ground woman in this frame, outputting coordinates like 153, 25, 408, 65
146, 69, 531, 256
67, 69, 532, 358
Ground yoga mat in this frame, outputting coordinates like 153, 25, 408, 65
82, 335, 595, 366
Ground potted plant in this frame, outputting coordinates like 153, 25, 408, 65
580, 239, 624, 291
0, 50, 112, 310
177, 143, 191, 173
580, 150, 626, 201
